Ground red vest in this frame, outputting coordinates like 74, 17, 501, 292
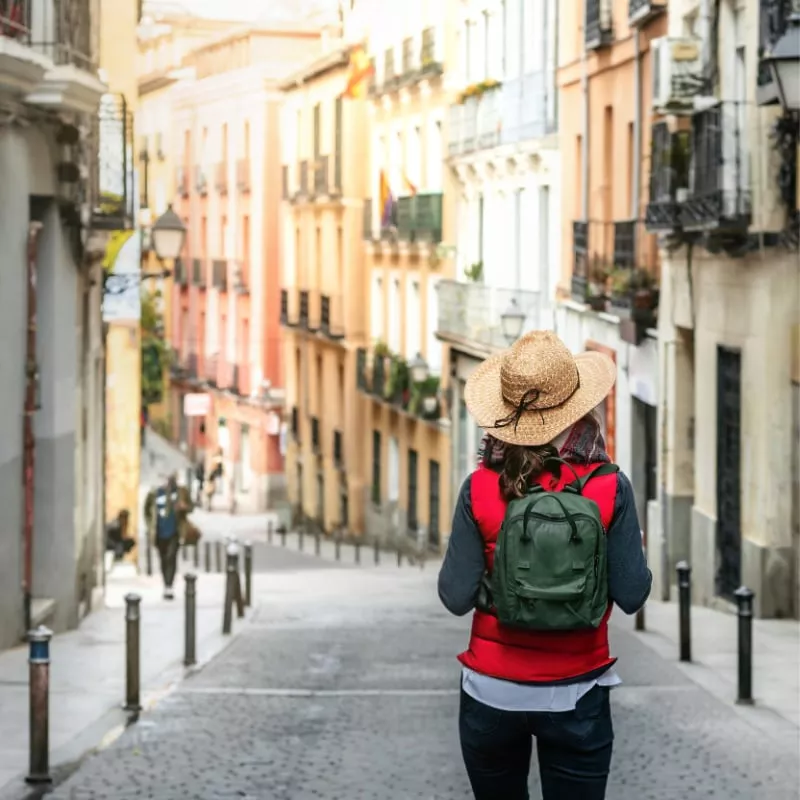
458, 463, 618, 684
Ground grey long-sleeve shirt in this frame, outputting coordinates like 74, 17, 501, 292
438, 471, 652, 618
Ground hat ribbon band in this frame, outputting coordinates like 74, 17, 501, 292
491, 377, 581, 433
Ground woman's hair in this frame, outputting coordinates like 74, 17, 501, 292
482, 438, 559, 502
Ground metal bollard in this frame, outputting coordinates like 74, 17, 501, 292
145, 529, 153, 577
676, 561, 692, 662
182, 542, 188, 562
232, 545, 245, 619
280, 527, 287, 548
26, 626, 53, 785
635, 534, 645, 630
184, 574, 197, 667
397, 548, 402, 568
374, 539, 380, 565
315, 532, 321, 556
215, 540, 222, 573
299, 527, 304, 552
124, 594, 142, 713
355, 540, 360, 565
335, 535, 341, 561
222, 546, 236, 635
243, 543, 253, 608
204, 541, 211, 573
267, 519, 273, 544
193, 542, 199, 569
734, 586, 755, 705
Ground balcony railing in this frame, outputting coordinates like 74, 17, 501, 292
231, 261, 248, 294
646, 121, 690, 232
628, 0, 666, 25
333, 430, 343, 467
297, 159, 309, 198
1, 0, 31, 42
383, 47, 397, 90
215, 162, 228, 194
176, 166, 189, 198
313, 154, 341, 197
299, 289, 309, 328
757, 0, 795, 106
229, 362, 251, 397
290, 406, 299, 441
320, 294, 345, 339
401, 36, 416, 77
212, 259, 227, 291
437, 280, 540, 351
281, 287, 300, 326
236, 158, 250, 193
363, 197, 374, 240
192, 258, 206, 288
395, 192, 443, 243
195, 166, 208, 196
585, 0, 613, 50
356, 348, 368, 391
280, 289, 289, 325
30, 0, 95, 69
174, 258, 188, 286
420, 27, 443, 76
90, 94, 135, 231
448, 72, 556, 157
310, 416, 320, 452
681, 102, 751, 232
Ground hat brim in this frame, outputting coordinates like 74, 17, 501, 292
464, 350, 617, 447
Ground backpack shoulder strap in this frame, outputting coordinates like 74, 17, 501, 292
571, 463, 619, 493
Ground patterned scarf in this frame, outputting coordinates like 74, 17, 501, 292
477, 413, 610, 469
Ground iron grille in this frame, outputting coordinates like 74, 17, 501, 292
280, 289, 289, 325
212, 259, 227, 291
311, 417, 320, 451
372, 356, 385, 396
314, 155, 329, 195
585, 0, 613, 50
428, 460, 441, 549
90, 94, 134, 231
646, 122, 690, 231
363, 198, 374, 240
299, 290, 309, 328
291, 407, 299, 440
320, 295, 331, 334
384, 47, 396, 87
195, 166, 207, 195
681, 102, 751, 232
571, 220, 588, 300
371, 430, 381, 505
298, 160, 308, 196
613, 221, 636, 268
31, 0, 94, 68
333, 430, 343, 466
407, 449, 418, 534
192, 258, 205, 287
757, 0, 794, 104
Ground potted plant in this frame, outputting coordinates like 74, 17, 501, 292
586, 256, 609, 312
609, 268, 658, 324
409, 376, 440, 419
464, 261, 483, 282
385, 356, 410, 406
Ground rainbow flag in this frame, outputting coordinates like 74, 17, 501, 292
342, 45, 373, 99
379, 169, 394, 226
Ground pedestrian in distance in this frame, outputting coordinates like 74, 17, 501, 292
105, 509, 135, 561
195, 459, 205, 506
144, 472, 193, 599
438, 331, 652, 800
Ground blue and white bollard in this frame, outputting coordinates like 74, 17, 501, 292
26, 626, 53, 785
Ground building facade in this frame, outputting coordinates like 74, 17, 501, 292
169, 25, 323, 512
437, 0, 562, 508
555, 0, 665, 555
647, 0, 799, 617
0, 0, 133, 648
280, 44, 372, 536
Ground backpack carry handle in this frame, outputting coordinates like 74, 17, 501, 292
541, 458, 619, 494
522, 493, 582, 543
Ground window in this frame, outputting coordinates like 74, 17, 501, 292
408, 449, 419, 532
371, 272, 383, 341
406, 277, 422, 358
428, 459, 441, 549
388, 275, 401, 352
372, 430, 382, 505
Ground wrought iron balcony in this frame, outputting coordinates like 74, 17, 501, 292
681, 102, 752, 232
310, 416, 320, 451
215, 162, 228, 195
333, 430, 343, 467
420, 27, 443, 76
757, 0, 795, 106
192, 258, 206, 288
299, 289, 309, 328
313, 154, 340, 197
280, 288, 289, 325
236, 159, 250, 193
356, 348, 368, 391
571, 221, 589, 302
395, 192, 443, 243
320, 294, 345, 339
437, 280, 540, 351
401, 36, 416, 77
231, 261, 248, 294
646, 122, 690, 232
212, 259, 227, 291
585, 0, 613, 50
628, 0, 666, 26
297, 159, 309, 198
174, 258, 188, 286
383, 48, 397, 90
90, 94, 134, 230
30, 0, 95, 69
281, 287, 299, 326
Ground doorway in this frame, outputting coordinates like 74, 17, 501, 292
716, 346, 742, 599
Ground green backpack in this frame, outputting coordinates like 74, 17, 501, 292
489, 460, 619, 632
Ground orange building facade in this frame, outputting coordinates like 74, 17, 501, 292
169, 26, 324, 512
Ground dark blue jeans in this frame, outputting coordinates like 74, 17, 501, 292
459, 684, 613, 800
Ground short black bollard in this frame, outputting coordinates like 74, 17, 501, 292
232, 545, 245, 619
193, 542, 199, 569
635, 605, 646, 631
397, 548, 402, 568
299, 527, 304, 552
184, 574, 197, 667
145, 528, 153, 577
314, 532, 321, 556
355, 540, 361, 565
215, 540, 222, 573
267, 519, 273, 544
124, 593, 142, 713
26, 626, 53, 785
204, 541, 211, 573
335, 535, 341, 561
243, 543, 253, 608
734, 586, 755, 705
280, 526, 287, 548
676, 561, 692, 662
374, 539, 380, 565
222, 546, 236, 635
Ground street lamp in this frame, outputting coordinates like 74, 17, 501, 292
408, 353, 429, 384
151, 205, 187, 261
763, 7, 800, 112
500, 298, 526, 344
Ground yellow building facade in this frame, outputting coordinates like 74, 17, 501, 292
281, 47, 370, 536
359, 3, 457, 552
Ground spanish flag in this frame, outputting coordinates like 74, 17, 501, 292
379, 169, 394, 226
342, 45, 373, 99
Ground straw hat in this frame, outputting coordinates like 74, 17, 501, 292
464, 330, 616, 446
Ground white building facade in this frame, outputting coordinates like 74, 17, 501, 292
437, 0, 561, 504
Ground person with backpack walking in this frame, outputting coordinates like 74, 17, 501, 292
438, 330, 652, 800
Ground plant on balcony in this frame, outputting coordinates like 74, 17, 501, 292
464, 261, 483, 282
385, 356, 410, 406
373, 340, 390, 358
457, 79, 501, 104
408, 376, 440, 419
586, 256, 610, 311
609, 267, 658, 324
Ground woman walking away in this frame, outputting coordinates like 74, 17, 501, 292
438, 331, 651, 800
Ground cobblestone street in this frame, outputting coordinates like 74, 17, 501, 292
49, 548, 799, 800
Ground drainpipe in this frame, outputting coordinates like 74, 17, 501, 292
632, 30, 642, 220
22, 220, 43, 635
